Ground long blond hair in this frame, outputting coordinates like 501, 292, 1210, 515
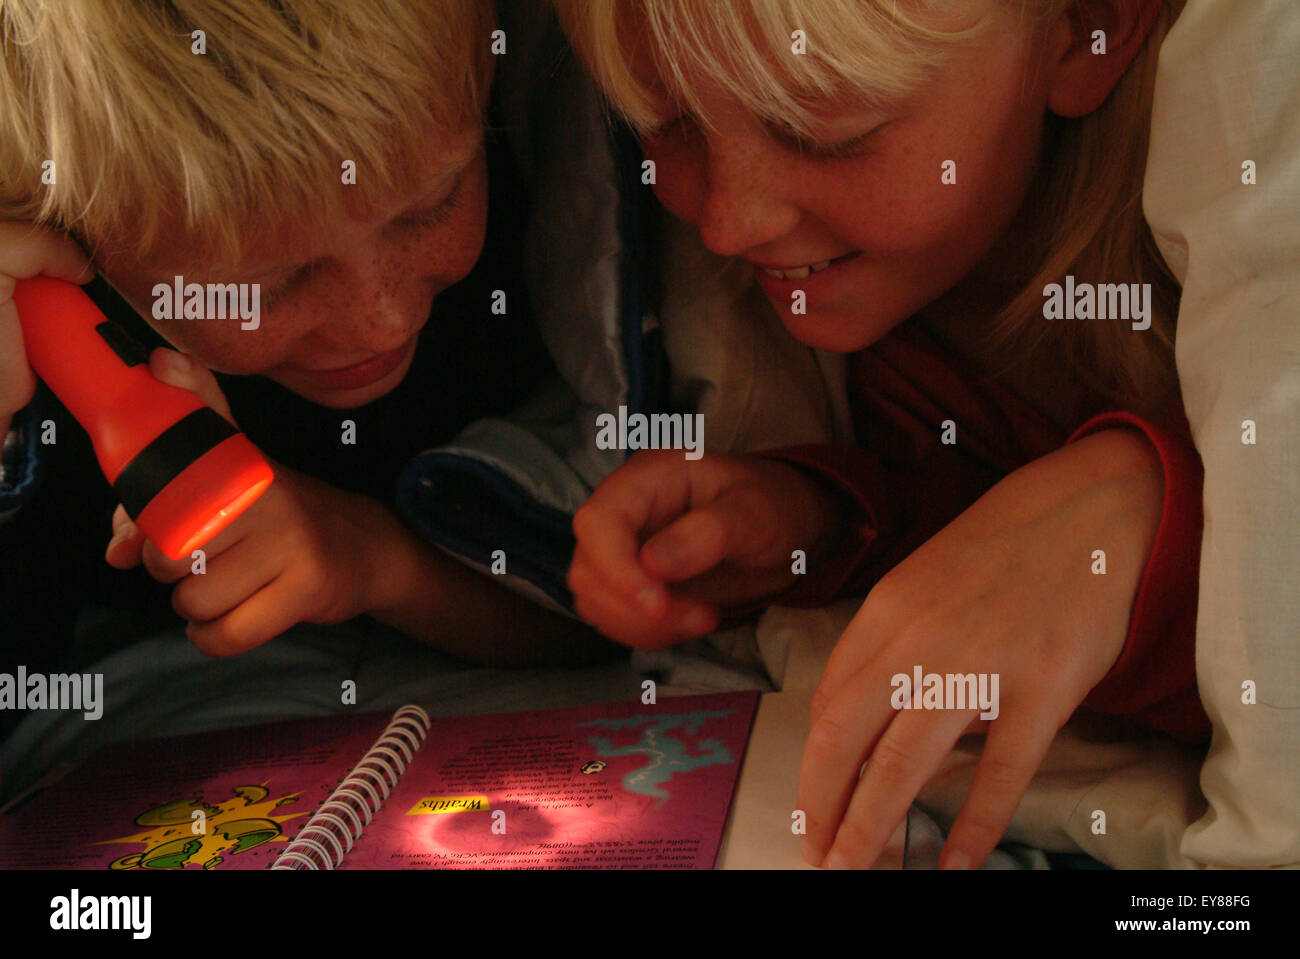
0, 0, 494, 266
557, 0, 1182, 419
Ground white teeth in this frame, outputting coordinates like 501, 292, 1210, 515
761, 260, 835, 280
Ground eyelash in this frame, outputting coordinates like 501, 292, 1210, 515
260, 266, 309, 310
797, 131, 876, 162
644, 114, 689, 142
257, 178, 465, 308
646, 114, 875, 163
399, 175, 464, 229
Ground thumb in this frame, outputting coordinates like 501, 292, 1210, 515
640, 485, 782, 582
105, 503, 145, 569
148, 348, 236, 424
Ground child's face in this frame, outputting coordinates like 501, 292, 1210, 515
96, 128, 487, 408
640, 7, 1052, 352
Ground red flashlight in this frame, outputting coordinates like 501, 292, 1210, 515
12, 276, 274, 559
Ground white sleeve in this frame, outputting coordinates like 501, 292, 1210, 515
1143, 0, 1300, 867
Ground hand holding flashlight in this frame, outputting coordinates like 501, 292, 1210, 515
8, 273, 273, 558
98, 346, 406, 657
0, 223, 93, 443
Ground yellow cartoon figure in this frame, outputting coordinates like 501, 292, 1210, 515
101, 785, 305, 870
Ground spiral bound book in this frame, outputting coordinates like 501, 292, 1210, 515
0, 691, 760, 870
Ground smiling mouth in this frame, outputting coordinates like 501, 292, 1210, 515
756, 252, 858, 280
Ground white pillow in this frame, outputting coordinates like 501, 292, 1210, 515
1144, 0, 1300, 867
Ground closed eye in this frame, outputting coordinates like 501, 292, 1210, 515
247, 174, 467, 309
643, 113, 694, 142
646, 112, 880, 162
260, 264, 313, 310
766, 121, 881, 162
799, 130, 878, 161
396, 175, 465, 229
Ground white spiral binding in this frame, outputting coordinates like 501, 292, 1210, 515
272, 705, 431, 870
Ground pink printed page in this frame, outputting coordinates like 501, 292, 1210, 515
322, 691, 761, 870
0, 712, 389, 870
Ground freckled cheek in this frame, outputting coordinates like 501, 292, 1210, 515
389, 166, 490, 313
380, 212, 485, 337
422, 208, 486, 287
817, 173, 946, 258
643, 141, 704, 225
279, 181, 492, 358
823, 149, 1000, 263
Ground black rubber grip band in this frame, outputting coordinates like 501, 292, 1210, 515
114, 408, 238, 519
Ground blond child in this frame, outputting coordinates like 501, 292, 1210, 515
558, 0, 1204, 869
0, 0, 612, 676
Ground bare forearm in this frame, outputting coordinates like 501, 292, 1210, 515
362, 505, 622, 668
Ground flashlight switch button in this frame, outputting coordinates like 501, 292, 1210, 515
95, 321, 149, 367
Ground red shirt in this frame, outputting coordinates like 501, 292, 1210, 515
762, 322, 1209, 743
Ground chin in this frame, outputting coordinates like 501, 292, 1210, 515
774, 305, 904, 355
296, 383, 397, 409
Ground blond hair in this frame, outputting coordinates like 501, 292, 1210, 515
557, 0, 1182, 420
0, 0, 494, 266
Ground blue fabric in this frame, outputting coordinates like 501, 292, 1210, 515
0, 388, 47, 515
614, 126, 660, 417
393, 130, 666, 614
395, 452, 577, 608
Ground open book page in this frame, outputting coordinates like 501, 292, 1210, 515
0, 712, 389, 870
1, 691, 760, 870
327, 691, 760, 869
715, 690, 963, 870
716, 691, 818, 869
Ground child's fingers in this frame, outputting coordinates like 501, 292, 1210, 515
571, 450, 734, 614
185, 576, 308, 657
138, 536, 197, 584
811, 592, 896, 729
0, 298, 36, 418
639, 486, 778, 582
107, 476, 255, 572
938, 714, 1058, 870
147, 348, 236, 424
104, 505, 145, 569
797, 664, 897, 867
169, 538, 278, 624
0, 224, 94, 422
571, 500, 670, 618
639, 507, 730, 582
569, 553, 669, 641
657, 561, 804, 611
0, 222, 94, 283
571, 556, 718, 647
577, 589, 719, 648
821, 708, 973, 869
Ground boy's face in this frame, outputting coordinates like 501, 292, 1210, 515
638, 6, 1051, 353
96, 128, 488, 408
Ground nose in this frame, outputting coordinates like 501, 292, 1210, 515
310, 256, 422, 355
693, 137, 802, 259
